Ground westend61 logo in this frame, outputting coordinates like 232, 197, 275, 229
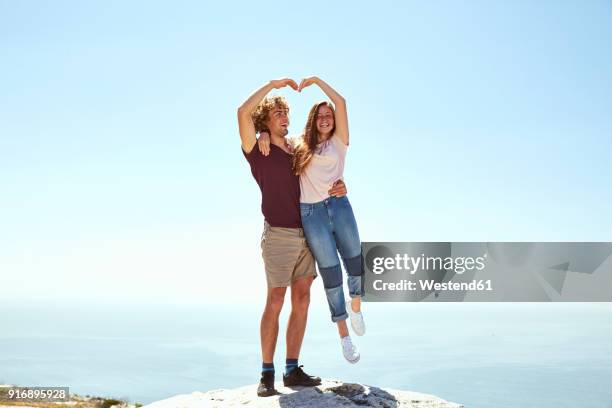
371, 253, 487, 275
362, 242, 612, 302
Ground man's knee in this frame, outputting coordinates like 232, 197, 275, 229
266, 287, 287, 314
291, 276, 313, 303
292, 288, 311, 310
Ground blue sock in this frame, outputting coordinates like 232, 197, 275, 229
262, 362, 274, 374
285, 358, 298, 375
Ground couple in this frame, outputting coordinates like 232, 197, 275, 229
238, 76, 366, 397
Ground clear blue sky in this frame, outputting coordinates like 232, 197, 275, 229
1, 0, 611, 303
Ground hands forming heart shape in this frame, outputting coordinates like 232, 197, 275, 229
271, 77, 318, 92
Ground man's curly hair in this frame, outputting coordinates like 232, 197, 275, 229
251, 96, 290, 133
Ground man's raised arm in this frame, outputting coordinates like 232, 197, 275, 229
237, 78, 298, 153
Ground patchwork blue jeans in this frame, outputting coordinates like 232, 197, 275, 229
300, 195, 363, 322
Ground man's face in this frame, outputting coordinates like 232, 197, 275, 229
266, 105, 289, 137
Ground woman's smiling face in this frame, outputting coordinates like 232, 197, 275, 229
315, 104, 335, 138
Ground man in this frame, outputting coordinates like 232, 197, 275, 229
237, 78, 347, 397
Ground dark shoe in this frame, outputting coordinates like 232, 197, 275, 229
283, 365, 322, 387
257, 371, 278, 397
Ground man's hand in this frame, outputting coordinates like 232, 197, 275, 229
298, 76, 319, 92
238, 79, 296, 154
270, 78, 299, 91
258, 131, 271, 156
328, 179, 347, 197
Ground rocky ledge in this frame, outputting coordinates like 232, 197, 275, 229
143, 379, 463, 408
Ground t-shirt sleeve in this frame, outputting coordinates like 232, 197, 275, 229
331, 133, 348, 154
242, 144, 261, 167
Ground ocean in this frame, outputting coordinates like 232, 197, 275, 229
1, 300, 611, 407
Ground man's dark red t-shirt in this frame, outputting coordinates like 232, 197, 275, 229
242, 143, 302, 228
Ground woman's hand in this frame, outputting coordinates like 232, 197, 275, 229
298, 76, 319, 92
258, 131, 271, 156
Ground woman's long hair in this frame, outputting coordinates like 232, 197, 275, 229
292, 101, 336, 175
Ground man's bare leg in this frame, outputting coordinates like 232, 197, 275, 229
286, 275, 314, 359
261, 286, 287, 363
283, 275, 321, 386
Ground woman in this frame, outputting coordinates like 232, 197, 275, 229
259, 76, 365, 364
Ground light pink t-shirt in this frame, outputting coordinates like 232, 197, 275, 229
297, 133, 348, 204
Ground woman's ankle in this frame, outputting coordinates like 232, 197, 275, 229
337, 320, 349, 338
351, 297, 361, 312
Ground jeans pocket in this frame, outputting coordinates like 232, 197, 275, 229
337, 195, 351, 208
300, 204, 312, 219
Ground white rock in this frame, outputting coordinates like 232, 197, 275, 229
143, 379, 463, 408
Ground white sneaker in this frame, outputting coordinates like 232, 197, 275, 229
341, 335, 360, 364
347, 298, 366, 336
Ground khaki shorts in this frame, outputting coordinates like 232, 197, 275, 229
261, 221, 317, 288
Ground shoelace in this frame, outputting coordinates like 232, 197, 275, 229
293, 365, 307, 377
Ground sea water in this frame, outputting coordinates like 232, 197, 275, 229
1, 300, 611, 407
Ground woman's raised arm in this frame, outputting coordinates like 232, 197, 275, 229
299, 76, 349, 145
